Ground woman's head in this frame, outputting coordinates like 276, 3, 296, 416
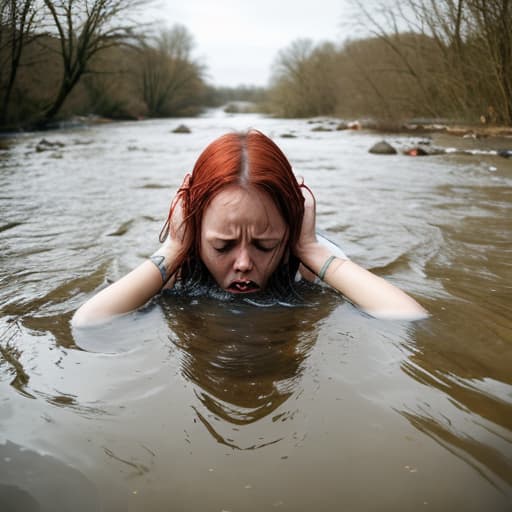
161, 129, 305, 292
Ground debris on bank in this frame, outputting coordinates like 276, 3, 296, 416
403, 122, 512, 139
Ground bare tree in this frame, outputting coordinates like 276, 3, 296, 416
138, 25, 205, 117
270, 39, 341, 117
39, 0, 143, 125
352, 0, 455, 118
0, 0, 42, 125
270, 39, 315, 117
354, 0, 512, 123
466, 0, 512, 123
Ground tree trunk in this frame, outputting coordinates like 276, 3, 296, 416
38, 72, 82, 126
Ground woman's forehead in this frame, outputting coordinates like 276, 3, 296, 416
203, 185, 287, 235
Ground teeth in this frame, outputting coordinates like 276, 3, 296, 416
232, 281, 256, 291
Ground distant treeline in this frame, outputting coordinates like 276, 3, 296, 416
1, 0, 510, 130
269, 0, 511, 125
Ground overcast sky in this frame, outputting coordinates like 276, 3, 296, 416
145, 0, 374, 87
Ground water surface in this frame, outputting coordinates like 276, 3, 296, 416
0, 111, 511, 511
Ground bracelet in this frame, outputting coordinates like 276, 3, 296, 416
318, 255, 337, 280
149, 254, 167, 283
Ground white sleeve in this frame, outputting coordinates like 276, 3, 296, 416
316, 231, 348, 260
295, 231, 348, 282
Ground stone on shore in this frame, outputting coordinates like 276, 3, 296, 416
369, 140, 397, 155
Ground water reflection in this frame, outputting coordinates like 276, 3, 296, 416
396, 308, 512, 491
0, 320, 30, 392
0, 441, 100, 511
163, 284, 340, 449
400, 407, 512, 491
1, 262, 111, 350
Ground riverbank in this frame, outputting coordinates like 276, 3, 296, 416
319, 117, 512, 139
401, 123, 512, 152
303, 116, 512, 156
2, 112, 512, 158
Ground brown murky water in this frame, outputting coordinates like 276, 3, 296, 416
0, 112, 511, 511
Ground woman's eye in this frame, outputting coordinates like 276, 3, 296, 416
213, 242, 234, 253
254, 243, 276, 253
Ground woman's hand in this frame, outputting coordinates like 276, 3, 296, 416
169, 174, 192, 246
294, 185, 319, 261
294, 185, 331, 282
155, 174, 192, 259
155, 174, 193, 287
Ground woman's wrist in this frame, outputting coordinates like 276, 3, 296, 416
297, 242, 333, 274
150, 239, 183, 284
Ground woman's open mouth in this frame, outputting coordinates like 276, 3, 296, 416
227, 280, 260, 293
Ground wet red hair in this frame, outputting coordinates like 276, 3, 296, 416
160, 129, 305, 282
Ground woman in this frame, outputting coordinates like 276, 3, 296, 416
72, 130, 426, 326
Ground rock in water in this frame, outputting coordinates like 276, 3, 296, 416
369, 140, 397, 155
172, 124, 191, 134
498, 149, 512, 159
35, 138, 65, 152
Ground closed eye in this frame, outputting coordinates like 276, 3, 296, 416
254, 241, 278, 252
213, 240, 235, 253
211, 240, 280, 253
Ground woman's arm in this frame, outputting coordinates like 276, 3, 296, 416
71, 241, 180, 327
72, 178, 191, 327
295, 187, 428, 319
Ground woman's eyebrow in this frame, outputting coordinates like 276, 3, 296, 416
207, 235, 236, 241
253, 237, 282, 243
206, 231, 284, 241
208, 236, 282, 244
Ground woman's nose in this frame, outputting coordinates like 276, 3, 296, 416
234, 247, 253, 273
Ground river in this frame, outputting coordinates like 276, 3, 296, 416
0, 110, 511, 511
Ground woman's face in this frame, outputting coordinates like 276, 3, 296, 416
200, 185, 288, 293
